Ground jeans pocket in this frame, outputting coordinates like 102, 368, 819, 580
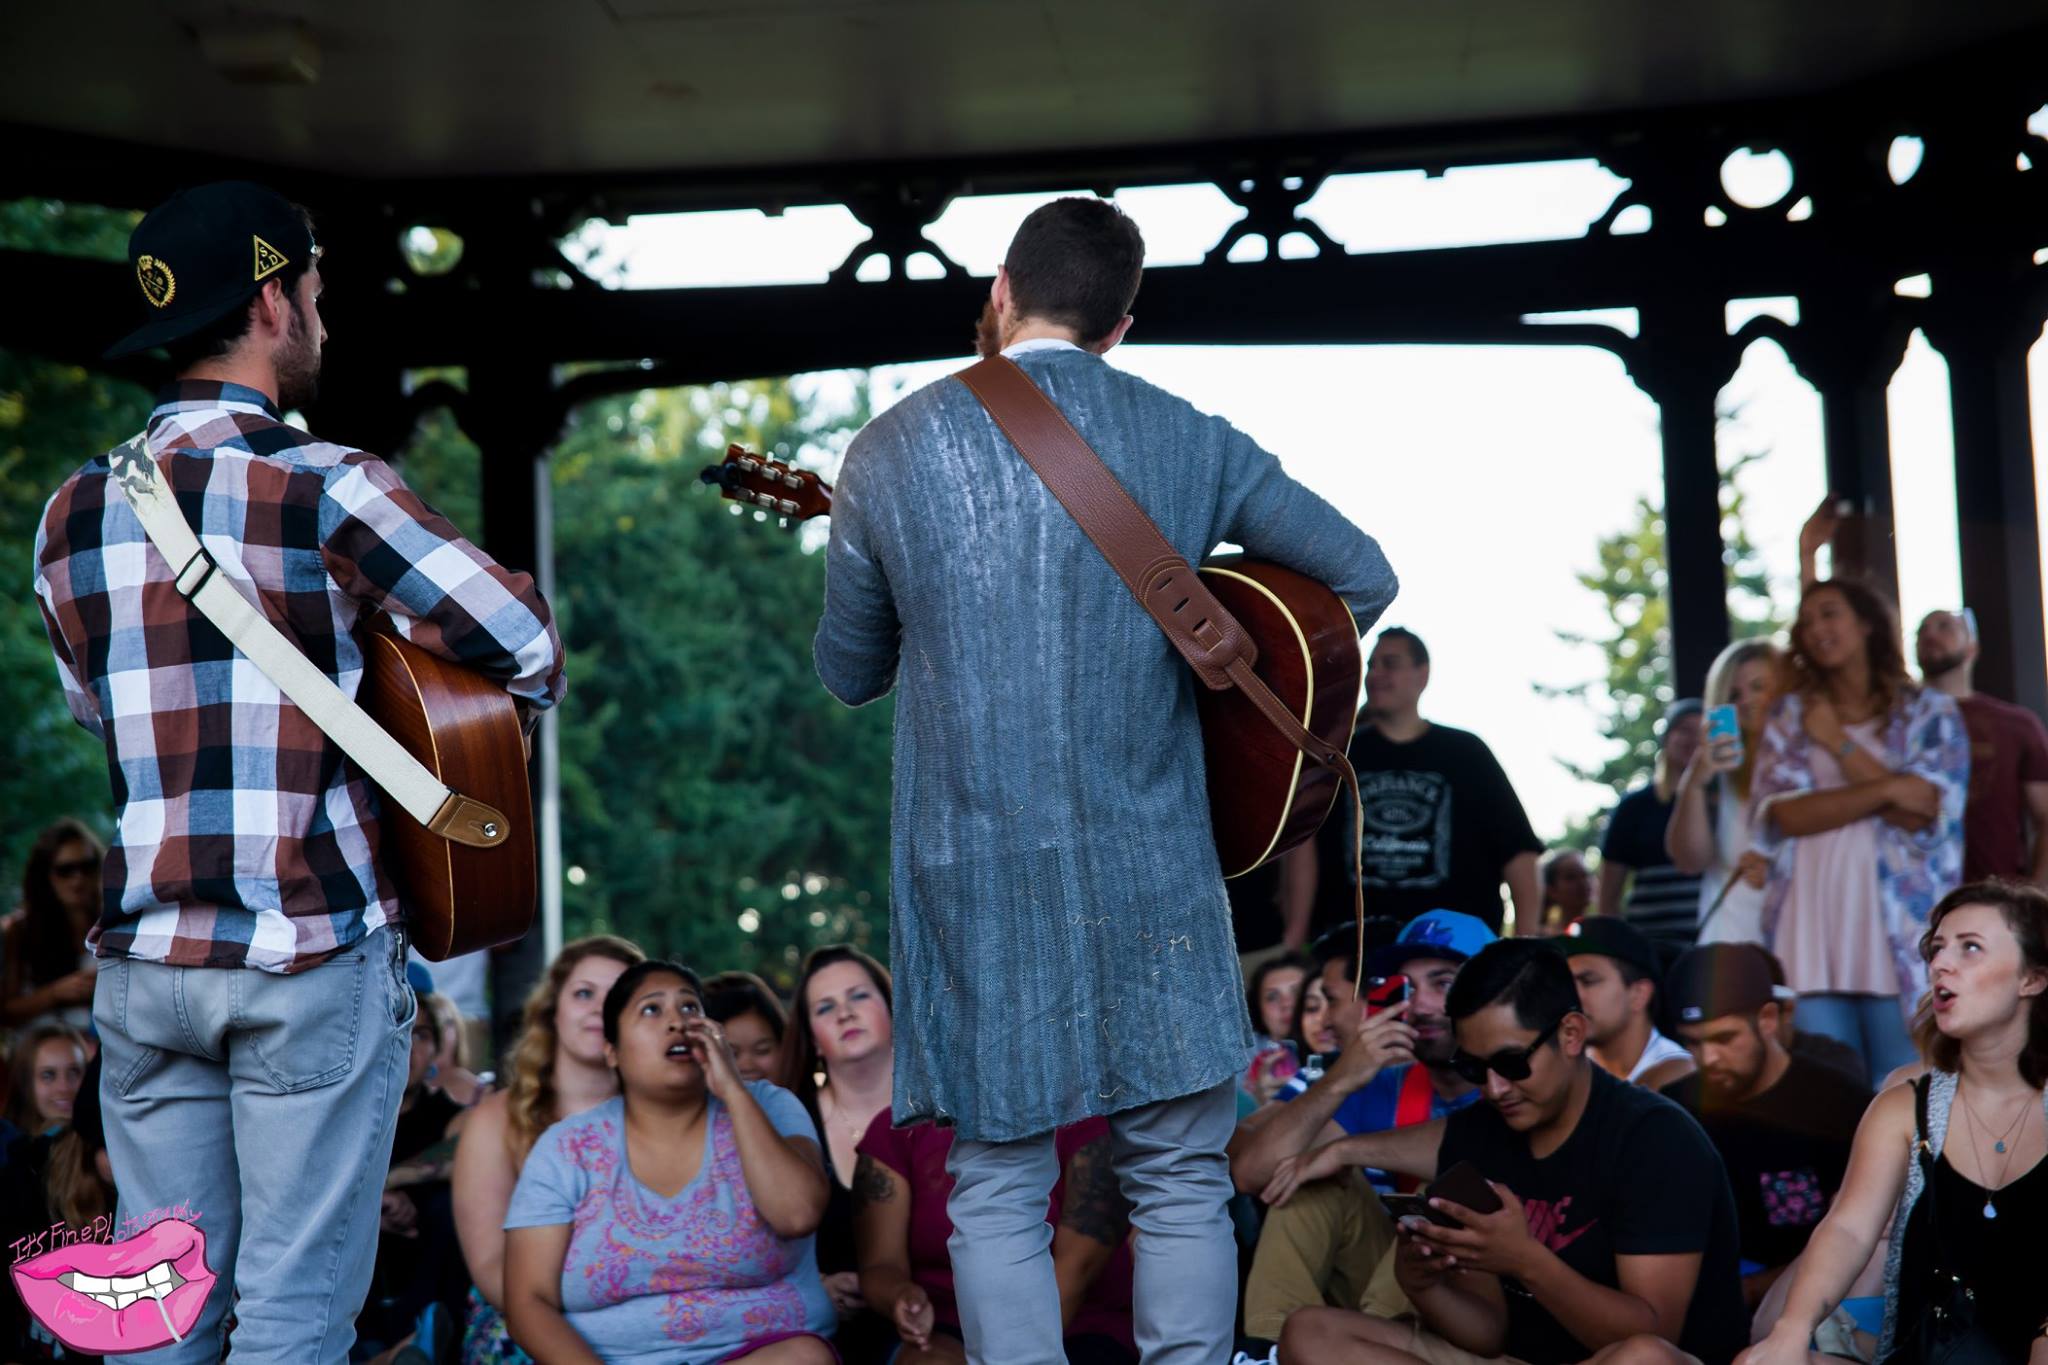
93, 960, 164, 1099
244, 948, 369, 1093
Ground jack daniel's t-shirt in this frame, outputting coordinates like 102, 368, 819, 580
1436, 1067, 1749, 1365
1323, 722, 1543, 930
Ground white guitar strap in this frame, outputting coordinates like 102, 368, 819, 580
106, 432, 505, 848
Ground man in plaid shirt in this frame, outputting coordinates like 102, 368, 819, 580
34, 182, 564, 1362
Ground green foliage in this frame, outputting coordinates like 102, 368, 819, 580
0, 198, 140, 262
1541, 437, 1788, 850
399, 375, 889, 988
0, 202, 154, 880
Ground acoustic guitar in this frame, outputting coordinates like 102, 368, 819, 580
357, 632, 536, 960
699, 446, 1360, 876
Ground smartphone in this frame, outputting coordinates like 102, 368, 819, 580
1427, 1161, 1504, 1218
1380, 1192, 1441, 1225
1706, 702, 1743, 765
1365, 974, 1411, 1017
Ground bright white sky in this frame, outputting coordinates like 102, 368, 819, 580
563, 146, 2048, 841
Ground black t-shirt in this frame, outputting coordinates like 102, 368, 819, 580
1661, 1055, 1871, 1271
1436, 1067, 1749, 1365
1600, 786, 1703, 948
1323, 722, 1543, 930
392, 1088, 464, 1166
1789, 1028, 1869, 1089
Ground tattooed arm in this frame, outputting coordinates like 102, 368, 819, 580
851, 1153, 937, 1349
1054, 1132, 1133, 1330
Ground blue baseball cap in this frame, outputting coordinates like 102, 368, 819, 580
1367, 910, 1497, 978
405, 960, 436, 996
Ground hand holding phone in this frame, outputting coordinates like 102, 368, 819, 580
1383, 1163, 1506, 1229
1705, 703, 1743, 768
1365, 974, 1411, 1018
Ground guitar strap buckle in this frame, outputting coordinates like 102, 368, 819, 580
174, 548, 219, 601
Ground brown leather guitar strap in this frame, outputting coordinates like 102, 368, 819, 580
956, 355, 1369, 988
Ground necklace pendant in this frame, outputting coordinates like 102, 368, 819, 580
1983, 1200, 1998, 1220
1994, 1139, 2007, 1153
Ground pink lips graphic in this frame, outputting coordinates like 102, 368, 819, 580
10, 1217, 215, 1355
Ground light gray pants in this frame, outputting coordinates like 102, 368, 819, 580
944, 1080, 1238, 1365
93, 926, 415, 1363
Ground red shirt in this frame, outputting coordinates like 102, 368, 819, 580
1957, 692, 2048, 881
857, 1113, 1135, 1351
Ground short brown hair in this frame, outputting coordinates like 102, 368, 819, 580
1912, 879, 2048, 1088
1003, 198, 1144, 344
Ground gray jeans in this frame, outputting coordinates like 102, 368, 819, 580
944, 1080, 1238, 1365
93, 926, 415, 1363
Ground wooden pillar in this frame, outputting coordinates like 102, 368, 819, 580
1928, 300, 2047, 715
1795, 291, 1908, 606
463, 358, 564, 1062
1631, 298, 1736, 700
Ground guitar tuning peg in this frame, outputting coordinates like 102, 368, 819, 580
776, 498, 799, 515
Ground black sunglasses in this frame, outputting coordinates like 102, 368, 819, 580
1449, 1012, 1574, 1085
50, 859, 99, 879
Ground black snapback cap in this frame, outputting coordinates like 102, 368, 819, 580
106, 181, 315, 360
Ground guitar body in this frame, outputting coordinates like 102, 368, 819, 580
1196, 558, 1362, 878
358, 633, 536, 960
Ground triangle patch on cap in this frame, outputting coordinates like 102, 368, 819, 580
252, 235, 290, 282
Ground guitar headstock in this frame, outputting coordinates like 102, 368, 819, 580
698, 445, 833, 524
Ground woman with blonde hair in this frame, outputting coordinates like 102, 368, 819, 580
1667, 636, 1784, 945
451, 934, 642, 1363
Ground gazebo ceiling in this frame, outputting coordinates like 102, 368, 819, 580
3, 0, 2044, 182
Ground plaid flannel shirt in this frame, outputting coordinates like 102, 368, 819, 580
33, 381, 566, 973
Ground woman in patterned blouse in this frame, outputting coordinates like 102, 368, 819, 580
1752, 579, 1968, 1085
503, 960, 834, 1365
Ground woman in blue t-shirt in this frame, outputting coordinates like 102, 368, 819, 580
503, 959, 836, 1365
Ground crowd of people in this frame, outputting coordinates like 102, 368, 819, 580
8, 542, 2048, 1363
16, 178, 2048, 1365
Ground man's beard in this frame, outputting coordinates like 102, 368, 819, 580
1919, 648, 1968, 680
275, 303, 322, 410
973, 300, 1003, 359
1413, 1015, 1458, 1068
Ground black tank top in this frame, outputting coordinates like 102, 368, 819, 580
1897, 1150, 2048, 1360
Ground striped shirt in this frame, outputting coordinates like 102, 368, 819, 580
1602, 784, 1703, 948
33, 382, 565, 974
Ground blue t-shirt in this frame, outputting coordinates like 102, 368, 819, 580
504, 1082, 834, 1364
1279, 1063, 1482, 1191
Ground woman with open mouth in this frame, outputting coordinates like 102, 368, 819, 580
502, 959, 834, 1364
1737, 879, 2048, 1365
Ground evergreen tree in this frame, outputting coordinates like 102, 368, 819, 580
1539, 443, 1787, 849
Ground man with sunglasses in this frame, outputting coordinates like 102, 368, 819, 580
1272, 940, 1747, 1365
